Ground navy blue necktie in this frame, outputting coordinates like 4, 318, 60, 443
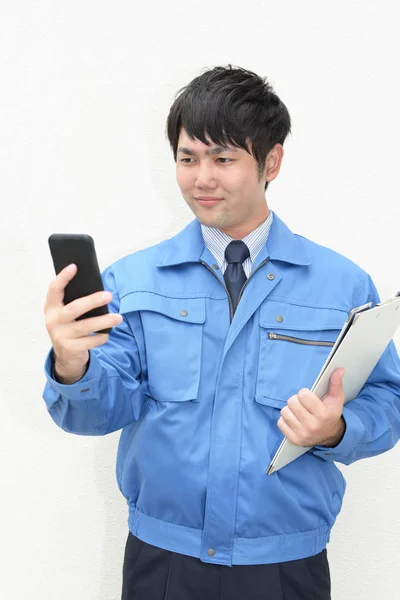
224, 240, 250, 314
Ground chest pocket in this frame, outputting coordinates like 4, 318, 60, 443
119, 292, 205, 402
255, 301, 347, 409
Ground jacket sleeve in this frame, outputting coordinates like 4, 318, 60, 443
312, 273, 400, 465
42, 264, 147, 436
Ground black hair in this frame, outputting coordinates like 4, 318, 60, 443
166, 64, 291, 191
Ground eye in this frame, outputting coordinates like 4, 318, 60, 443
178, 157, 232, 164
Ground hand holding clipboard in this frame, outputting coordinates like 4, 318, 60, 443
267, 292, 400, 474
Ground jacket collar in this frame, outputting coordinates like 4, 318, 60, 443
156, 210, 312, 267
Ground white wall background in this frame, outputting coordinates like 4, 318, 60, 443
1, 1, 399, 598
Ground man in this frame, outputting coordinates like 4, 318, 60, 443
42, 65, 400, 599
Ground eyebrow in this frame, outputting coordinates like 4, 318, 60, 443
177, 145, 238, 156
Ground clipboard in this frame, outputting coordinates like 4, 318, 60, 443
266, 291, 400, 475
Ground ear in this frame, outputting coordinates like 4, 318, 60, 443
263, 144, 284, 183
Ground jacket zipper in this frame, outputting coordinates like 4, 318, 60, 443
200, 258, 270, 322
200, 261, 234, 320
268, 332, 335, 346
236, 259, 269, 307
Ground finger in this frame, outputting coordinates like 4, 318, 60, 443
287, 394, 313, 420
297, 388, 324, 418
70, 312, 123, 337
59, 290, 113, 324
277, 416, 299, 444
328, 368, 345, 398
63, 332, 111, 353
280, 405, 305, 436
45, 264, 77, 311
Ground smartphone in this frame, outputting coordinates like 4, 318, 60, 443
48, 233, 111, 334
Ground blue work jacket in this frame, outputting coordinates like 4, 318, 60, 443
42, 211, 400, 566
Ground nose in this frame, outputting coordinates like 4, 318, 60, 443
194, 161, 218, 189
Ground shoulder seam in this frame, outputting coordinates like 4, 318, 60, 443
354, 272, 369, 306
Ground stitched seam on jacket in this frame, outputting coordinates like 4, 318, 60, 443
263, 296, 351, 313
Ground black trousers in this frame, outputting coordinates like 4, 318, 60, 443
121, 532, 331, 600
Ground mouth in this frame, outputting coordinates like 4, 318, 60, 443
194, 197, 223, 207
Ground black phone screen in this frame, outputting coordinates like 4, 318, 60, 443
48, 233, 111, 334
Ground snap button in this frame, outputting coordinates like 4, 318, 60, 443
276, 315, 283, 323
212, 263, 219, 270
267, 273, 275, 280
207, 548, 216, 557
180, 310, 188, 317
80, 388, 90, 393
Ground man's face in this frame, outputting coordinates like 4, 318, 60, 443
175, 127, 281, 236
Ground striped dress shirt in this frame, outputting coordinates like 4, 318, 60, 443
200, 210, 273, 277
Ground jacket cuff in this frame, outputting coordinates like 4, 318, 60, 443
43, 347, 102, 402
312, 406, 365, 462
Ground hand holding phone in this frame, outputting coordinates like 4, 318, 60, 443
45, 234, 123, 383
48, 234, 113, 333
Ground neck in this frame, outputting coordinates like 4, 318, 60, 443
220, 208, 270, 240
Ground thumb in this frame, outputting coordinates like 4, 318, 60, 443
322, 368, 345, 407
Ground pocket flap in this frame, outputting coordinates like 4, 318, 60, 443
260, 301, 347, 331
254, 395, 286, 409
119, 291, 206, 324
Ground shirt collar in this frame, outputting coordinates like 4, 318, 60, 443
200, 211, 273, 268
155, 210, 312, 267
